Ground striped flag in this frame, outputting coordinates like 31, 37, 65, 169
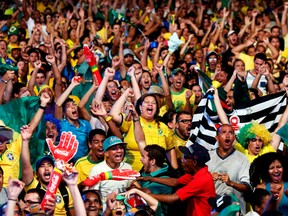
187, 91, 287, 150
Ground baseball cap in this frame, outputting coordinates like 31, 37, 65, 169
123, 48, 134, 57
8, 26, 19, 36
103, 136, 127, 152
11, 46, 21, 51
171, 68, 185, 76
0, 120, 13, 142
147, 85, 164, 96
36, 156, 55, 170
206, 51, 218, 59
227, 30, 236, 37
179, 144, 210, 164
208, 194, 240, 216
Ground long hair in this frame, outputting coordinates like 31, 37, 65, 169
250, 152, 288, 187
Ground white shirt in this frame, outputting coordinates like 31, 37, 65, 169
245, 210, 260, 216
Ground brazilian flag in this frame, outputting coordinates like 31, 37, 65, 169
0, 96, 46, 175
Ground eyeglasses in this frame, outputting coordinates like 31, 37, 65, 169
208, 58, 217, 61
23, 200, 40, 206
177, 119, 192, 124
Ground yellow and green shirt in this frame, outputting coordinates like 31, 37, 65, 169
170, 88, 195, 112
234, 142, 276, 163
0, 137, 22, 188
25, 178, 74, 216
75, 156, 102, 184
120, 116, 174, 171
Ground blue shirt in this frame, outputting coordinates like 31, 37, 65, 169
61, 119, 92, 163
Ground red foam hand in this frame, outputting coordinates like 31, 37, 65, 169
83, 169, 140, 187
41, 168, 62, 211
109, 169, 140, 180
83, 45, 96, 67
47, 132, 79, 163
83, 174, 102, 187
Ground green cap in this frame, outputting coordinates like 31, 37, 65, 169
8, 26, 19, 36
0, 64, 18, 75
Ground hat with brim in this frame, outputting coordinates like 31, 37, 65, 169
123, 48, 134, 57
36, 156, 55, 170
147, 85, 164, 96
171, 68, 185, 76
0, 120, 13, 142
8, 26, 19, 36
179, 143, 210, 164
208, 194, 240, 216
227, 30, 236, 37
103, 136, 127, 152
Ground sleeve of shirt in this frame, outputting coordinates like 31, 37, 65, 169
163, 125, 174, 150
177, 174, 193, 185
24, 178, 38, 192
176, 175, 204, 201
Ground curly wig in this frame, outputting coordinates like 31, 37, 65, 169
237, 121, 271, 149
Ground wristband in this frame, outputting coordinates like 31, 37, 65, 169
1, 79, 8, 84
8, 198, 17, 201
39, 106, 46, 110
105, 116, 112, 122
133, 118, 140, 122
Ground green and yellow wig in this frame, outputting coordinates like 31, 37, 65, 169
237, 121, 271, 149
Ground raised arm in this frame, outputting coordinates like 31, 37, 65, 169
281, 2, 288, 37
213, 87, 229, 124
156, 64, 174, 111
62, 169, 86, 216
271, 100, 288, 150
94, 67, 115, 102
132, 105, 146, 155
27, 60, 42, 96
127, 66, 141, 101
56, 76, 81, 108
20, 125, 35, 185
78, 79, 98, 121
110, 88, 133, 125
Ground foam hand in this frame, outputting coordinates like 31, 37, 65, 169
83, 44, 102, 85
168, 32, 184, 53
47, 131, 79, 164
84, 169, 140, 187
41, 168, 62, 211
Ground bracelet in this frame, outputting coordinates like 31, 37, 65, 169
105, 116, 112, 122
1, 79, 8, 84
8, 198, 17, 201
133, 118, 140, 122
39, 106, 46, 110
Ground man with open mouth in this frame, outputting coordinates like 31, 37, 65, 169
89, 136, 132, 211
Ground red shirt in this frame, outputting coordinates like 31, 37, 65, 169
176, 166, 216, 216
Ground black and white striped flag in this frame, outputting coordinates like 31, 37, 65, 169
187, 91, 287, 150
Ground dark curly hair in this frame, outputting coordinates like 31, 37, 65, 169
250, 152, 288, 187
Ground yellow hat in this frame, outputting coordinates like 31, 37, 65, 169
38, 85, 54, 96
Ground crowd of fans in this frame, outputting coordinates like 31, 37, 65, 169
1, 0, 288, 215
